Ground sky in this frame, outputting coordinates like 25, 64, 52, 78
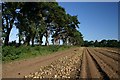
58, 2, 118, 41
9, 2, 118, 44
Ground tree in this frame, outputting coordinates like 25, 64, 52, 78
106, 40, 118, 47
2, 2, 83, 46
99, 39, 107, 47
2, 2, 19, 45
94, 40, 99, 47
83, 39, 119, 47
83, 40, 89, 47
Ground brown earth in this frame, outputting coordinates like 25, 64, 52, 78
2, 47, 120, 79
2, 47, 80, 78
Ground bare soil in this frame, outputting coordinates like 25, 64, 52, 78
2, 47, 80, 78
2, 47, 120, 79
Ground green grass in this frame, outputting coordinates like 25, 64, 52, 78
2, 45, 72, 63
0, 46, 2, 63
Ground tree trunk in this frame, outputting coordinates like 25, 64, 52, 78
24, 35, 31, 46
18, 30, 22, 46
62, 39, 66, 45
4, 21, 13, 46
59, 38, 60, 45
45, 36, 49, 46
39, 34, 43, 45
45, 31, 49, 46
31, 34, 35, 46
27, 36, 31, 46
4, 16, 14, 46
4, 30, 11, 46
31, 38, 34, 46
53, 39, 55, 45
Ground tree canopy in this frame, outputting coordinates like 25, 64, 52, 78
83, 39, 120, 47
2, 2, 84, 46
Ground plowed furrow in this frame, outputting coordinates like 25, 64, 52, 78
87, 48, 110, 79
94, 48, 120, 61
94, 49, 119, 61
86, 48, 102, 78
80, 49, 87, 78
80, 48, 102, 78
101, 48, 120, 55
91, 49, 118, 74
88, 48, 119, 78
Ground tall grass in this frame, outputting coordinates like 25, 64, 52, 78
2, 45, 72, 63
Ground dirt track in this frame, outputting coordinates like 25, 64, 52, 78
2, 47, 80, 78
2, 47, 120, 79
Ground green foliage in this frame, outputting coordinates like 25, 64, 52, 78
2, 45, 72, 62
2, 2, 83, 46
2, 46, 19, 61
83, 39, 120, 47
2, 2, 83, 63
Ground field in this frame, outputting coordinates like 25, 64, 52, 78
2, 2, 119, 80
2, 47, 120, 79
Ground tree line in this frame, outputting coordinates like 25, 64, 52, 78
83, 39, 120, 47
2, 2, 84, 46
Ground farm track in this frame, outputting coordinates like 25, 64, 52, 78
2, 47, 120, 79
3, 47, 81, 78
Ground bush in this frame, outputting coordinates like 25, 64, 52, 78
2, 46, 20, 61
48, 45, 59, 52
2, 45, 72, 62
